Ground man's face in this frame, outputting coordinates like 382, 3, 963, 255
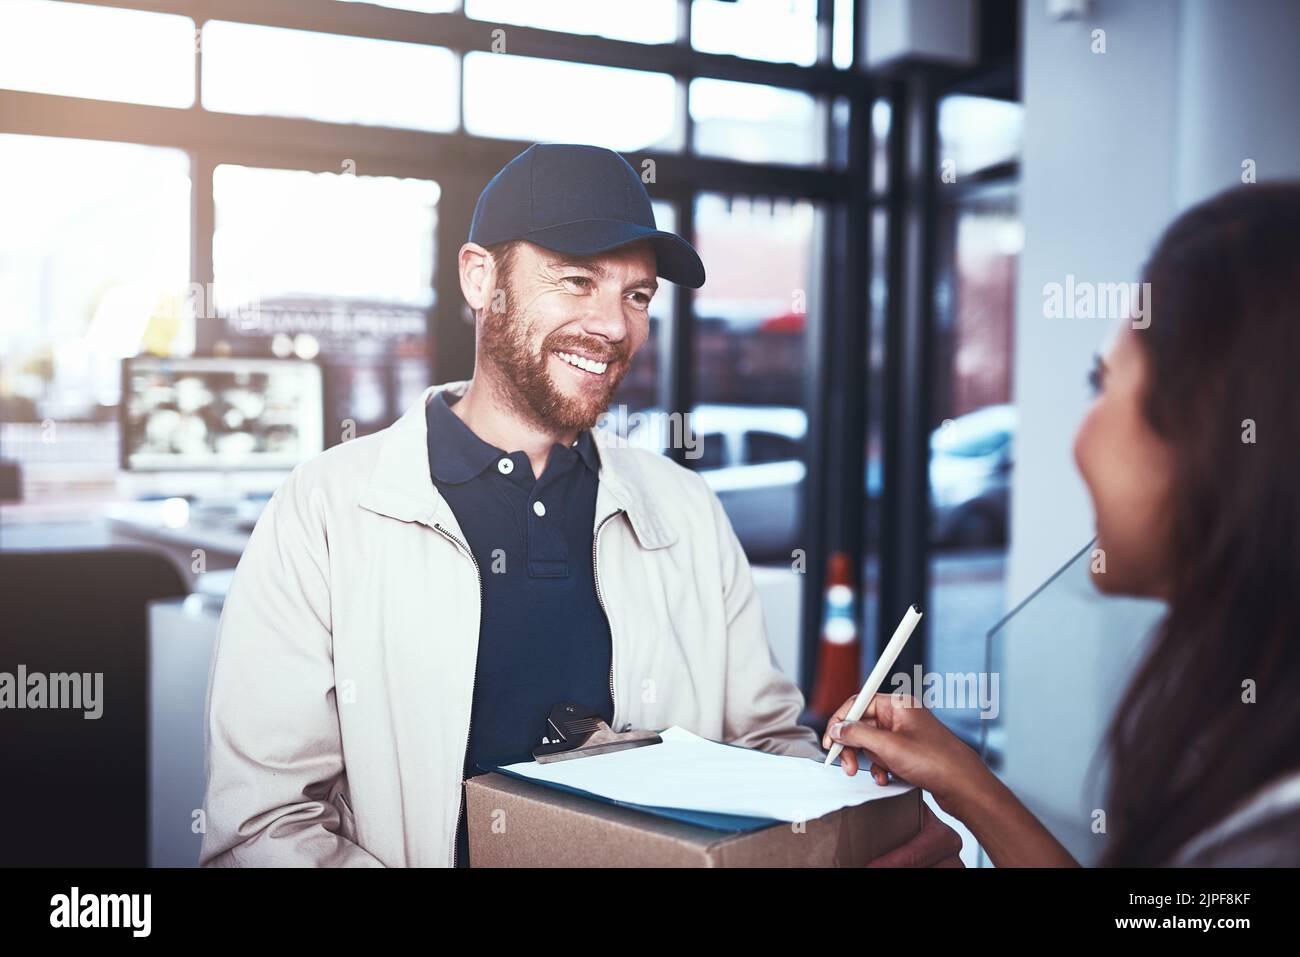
480, 240, 657, 432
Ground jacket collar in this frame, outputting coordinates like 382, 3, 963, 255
357, 381, 678, 549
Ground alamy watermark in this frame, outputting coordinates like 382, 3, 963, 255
1043, 274, 1151, 329
1, 665, 103, 719
889, 666, 1001, 720
595, 405, 703, 460
50, 887, 150, 937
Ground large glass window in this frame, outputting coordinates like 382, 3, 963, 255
938, 95, 1024, 178
691, 0, 819, 66
0, 0, 195, 108
832, 0, 855, 69
211, 166, 438, 310
690, 79, 824, 167
926, 179, 1022, 743
210, 165, 440, 441
862, 206, 889, 670
0, 134, 191, 485
465, 0, 678, 44
463, 53, 681, 151
690, 192, 820, 565
871, 99, 892, 194
336, 0, 458, 11
201, 21, 459, 131
923, 93, 1024, 744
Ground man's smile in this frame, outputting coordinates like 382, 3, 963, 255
553, 349, 610, 376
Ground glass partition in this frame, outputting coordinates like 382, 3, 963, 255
981, 540, 1166, 866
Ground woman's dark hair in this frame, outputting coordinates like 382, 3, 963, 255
1100, 182, 1300, 865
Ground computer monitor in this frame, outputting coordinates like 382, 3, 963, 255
121, 356, 324, 472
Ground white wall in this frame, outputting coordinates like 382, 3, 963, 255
1002, 0, 1300, 862
1011, 0, 1300, 609
1175, 0, 1300, 208
1009, 0, 1180, 607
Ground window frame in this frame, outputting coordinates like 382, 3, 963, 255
1, 0, 899, 697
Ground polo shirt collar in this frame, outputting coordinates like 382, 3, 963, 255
427, 388, 602, 485
571, 427, 601, 474
426, 390, 504, 484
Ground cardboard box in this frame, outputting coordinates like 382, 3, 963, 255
465, 772, 922, 867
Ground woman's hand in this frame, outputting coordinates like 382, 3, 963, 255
822, 691, 993, 816
824, 692, 1081, 867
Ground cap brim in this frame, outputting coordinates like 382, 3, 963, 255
521, 220, 706, 289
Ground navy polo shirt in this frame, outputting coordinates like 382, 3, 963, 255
425, 390, 614, 868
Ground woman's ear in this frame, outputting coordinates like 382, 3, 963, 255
458, 242, 493, 317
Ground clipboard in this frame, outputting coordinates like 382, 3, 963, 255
479, 701, 782, 834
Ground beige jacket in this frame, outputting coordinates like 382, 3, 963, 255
199, 381, 824, 867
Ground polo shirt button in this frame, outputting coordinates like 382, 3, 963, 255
497, 458, 514, 475
533, 500, 546, 517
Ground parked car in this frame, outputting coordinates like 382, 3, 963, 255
622, 404, 806, 560
620, 402, 1016, 560
926, 404, 1016, 547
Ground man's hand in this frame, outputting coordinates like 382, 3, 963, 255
867, 803, 965, 868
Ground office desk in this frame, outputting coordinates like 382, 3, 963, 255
107, 502, 252, 588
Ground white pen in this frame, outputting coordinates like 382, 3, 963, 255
823, 604, 924, 767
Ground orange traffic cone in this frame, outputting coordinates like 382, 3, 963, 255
809, 552, 862, 719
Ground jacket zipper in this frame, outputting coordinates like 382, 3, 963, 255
432, 521, 482, 869
593, 509, 623, 729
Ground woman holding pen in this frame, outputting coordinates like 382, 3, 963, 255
834, 183, 1300, 867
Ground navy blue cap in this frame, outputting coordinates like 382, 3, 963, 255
468, 143, 705, 289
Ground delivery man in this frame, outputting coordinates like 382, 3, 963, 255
200, 143, 838, 867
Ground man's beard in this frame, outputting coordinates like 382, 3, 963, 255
479, 292, 631, 433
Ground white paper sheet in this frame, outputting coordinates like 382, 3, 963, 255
499, 726, 914, 822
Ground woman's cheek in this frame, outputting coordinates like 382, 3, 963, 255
1074, 405, 1122, 588
1072, 412, 1093, 489
1073, 407, 1105, 523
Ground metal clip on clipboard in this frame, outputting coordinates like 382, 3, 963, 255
531, 701, 662, 764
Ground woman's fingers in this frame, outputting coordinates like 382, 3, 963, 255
822, 694, 859, 748
868, 691, 913, 731
840, 745, 859, 775
862, 693, 879, 722
822, 691, 900, 751
825, 693, 905, 747
839, 746, 889, 778
822, 690, 918, 750
833, 692, 982, 809
827, 717, 900, 768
